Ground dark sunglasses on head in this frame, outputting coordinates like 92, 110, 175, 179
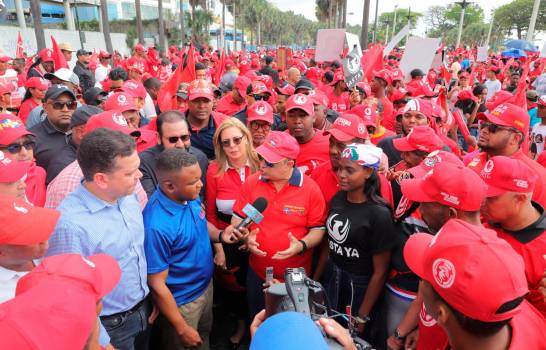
253, 94, 270, 102
51, 101, 77, 111
479, 121, 518, 134
221, 136, 244, 148
0, 140, 35, 154
167, 135, 190, 144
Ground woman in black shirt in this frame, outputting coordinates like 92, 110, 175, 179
323, 143, 397, 346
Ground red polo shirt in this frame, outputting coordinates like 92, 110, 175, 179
465, 150, 546, 207
379, 96, 395, 131
216, 94, 245, 116
295, 130, 330, 175
327, 91, 350, 113
417, 302, 448, 350
26, 162, 46, 207
232, 169, 326, 280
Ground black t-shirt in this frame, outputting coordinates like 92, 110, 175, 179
326, 192, 397, 276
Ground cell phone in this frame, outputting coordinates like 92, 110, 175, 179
266, 266, 274, 284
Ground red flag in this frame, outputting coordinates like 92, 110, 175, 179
213, 49, 226, 86
440, 65, 451, 85
513, 61, 530, 109
452, 109, 470, 140
500, 57, 514, 77
361, 44, 384, 81
157, 45, 196, 112
16, 32, 24, 58
50, 36, 68, 70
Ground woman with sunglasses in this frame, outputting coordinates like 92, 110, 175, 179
323, 143, 397, 346
18, 78, 49, 124
205, 118, 260, 348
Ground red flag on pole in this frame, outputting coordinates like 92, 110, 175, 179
157, 45, 196, 112
16, 32, 24, 58
513, 61, 530, 109
50, 36, 69, 70
213, 49, 226, 86
361, 44, 384, 81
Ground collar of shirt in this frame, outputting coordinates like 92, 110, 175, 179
187, 112, 214, 132
0, 265, 25, 283
43, 117, 71, 136
155, 188, 201, 218
491, 202, 546, 244
259, 167, 303, 187
76, 182, 120, 214
226, 161, 250, 182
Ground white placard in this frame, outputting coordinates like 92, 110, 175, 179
540, 42, 546, 58
315, 29, 346, 62
345, 32, 362, 57
477, 46, 489, 62
399, 37, 442, 82
383, 24, 410, 57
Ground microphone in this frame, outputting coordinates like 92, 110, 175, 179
236, 197, 268, 230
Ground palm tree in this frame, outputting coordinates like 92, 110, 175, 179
135, 0, 144, 44
30, 0, 45, 50
158, 0, 166, 54
186, 9, 213, 45
100, 0, 113, 53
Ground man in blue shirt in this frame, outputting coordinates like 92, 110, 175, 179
144, 149, 237, 349
47, 128, 153, 350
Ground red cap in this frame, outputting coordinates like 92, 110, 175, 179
277, 83, 295, 96
285, 93, 314, 116
99, 50, 112, 59
324, 113, 369, 141
38, 48, 53, 62
17, 253, 121, 302
0, 280, 97, 350
351, 104, 377, 127
478, 103, 529, 134
247, 101, 274, 124
134, 43, 145, 52
311, 90, 329, 106
485, 90, 514, 111
256, 131, 300, 163
355, 82, 371, 97
249, 80, 271, 95
0, 56, 12, 63
84, 110, 139, 136
24, 77, 49, 90
188, 79, 214, 101
306, 67, 322, 82
0, 152, 31, 183
390, 88, 410, 102
0, 195, 59, 245
121, 79, 147, 99
104, 92, 138, 112
0, 115, 34, 145
407, 150, 463, 178
329, 71, 345, 86
126, 57, 145, 74
459, 71, 470, 79
0, 84, 10, 96
402, 162, 487, 211
389, 68, 404, 82
234, 76, 251, 98
373, 69, 393, 85
479, 156, 538, 197
406, 80, 436, 97
457, 89, 477, 102
402, 98, 433, 119
393, 126, 444, 153
404, 219, 528, 322
255, 75, 273, 90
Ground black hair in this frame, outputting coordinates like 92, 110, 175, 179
108, 67, 128, 81
77, 128, 136, 182
364, 169, 388, 207
472, 84, 486, 97
21, 88, 34, 103
265, 56, 274, 65
156, 110, 188, 138
324, 71, 334, 83
143, 77, 161, 90
195, 62, 206, 71
156, 148, 197, 175
331, 61, 341, 70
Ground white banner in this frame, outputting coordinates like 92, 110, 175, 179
477, 46, 489, 62
399, 37, 441, 82
383, 24, 410, 57
315, 29, 346, 62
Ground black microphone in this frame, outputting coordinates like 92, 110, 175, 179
236, 197, 268, 230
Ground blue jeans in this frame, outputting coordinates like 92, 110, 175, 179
101, 297, 152, 350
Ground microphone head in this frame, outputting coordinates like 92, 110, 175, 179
253, 197, 268, 213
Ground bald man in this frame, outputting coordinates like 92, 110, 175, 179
287, 67, 301, 87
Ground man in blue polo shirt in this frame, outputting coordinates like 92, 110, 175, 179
144, 148, 238, 349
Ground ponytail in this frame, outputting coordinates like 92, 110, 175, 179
364, 169, 388, 207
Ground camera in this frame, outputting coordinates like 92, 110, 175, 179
264, 268, 373, 350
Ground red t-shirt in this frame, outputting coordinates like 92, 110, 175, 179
26, 162, 46, 207
216, 93, 245, 116
136, 128, 158, 153
18, 99, 40, 124
465, 150, 546, 208
327, 91, 350, 113
379, 96, 395, 132
232, 170, 326, 280
417, 302, 448, 350
370, 127, 396, 145
295, 130, 330, 175
317, 83, 333, 96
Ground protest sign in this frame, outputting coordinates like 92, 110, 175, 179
342, 47, 363, 90
399, 37, 441, 81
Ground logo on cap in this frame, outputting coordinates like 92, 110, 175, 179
336, 118, 351, 127
294, 95, 307, 105
112, 113, 128, 126
440, 192, 460, 205
255, 105, 267, 115
117, 94, 127, 105
492, 104, 508, 116
0, 118, 22, 131
357, 123, 366, 135
81, 256, 96, 268
513, 179, 529, 189
432, 258, 456, 289
481, 160, 494, 178
13, 202, 29, 214
423, 155, 438, 167
126, 81, 138, 89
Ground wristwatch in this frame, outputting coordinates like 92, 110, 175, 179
393, 328, 406, 342
297, 239, 308, 255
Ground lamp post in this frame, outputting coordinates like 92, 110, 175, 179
455, 0, 472, 48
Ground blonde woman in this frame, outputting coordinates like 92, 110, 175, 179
205, 117, 259, 348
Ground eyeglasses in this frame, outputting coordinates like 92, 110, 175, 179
253, 94, 270, 102
0, 140, 35, 154
167, 134, 190, 144
221, 136, 244, 147
258, 155, 276, 168
51, 101, 77, 111
249, 121, 271, 131
479, 122, 519, 134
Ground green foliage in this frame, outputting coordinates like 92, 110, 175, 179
494, 0, 546, 39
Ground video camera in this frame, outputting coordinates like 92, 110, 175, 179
264, 268, 373, 350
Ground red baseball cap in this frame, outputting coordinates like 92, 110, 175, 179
402, 98, 433, 119
479, 156, 538, 197
188, 79, 214, 101
84, 110, 140, 137
126, 57, 145, 74
373, 69, 393, 85
134, 43, 146, 52
355, 82, 371, 97
38, 48, 53, 62
0, 115, 34, 145
404, 219, 528, 322
324, 113, 369, 142
249, 80, 271, 96
329, 71, 345, 86
478, 103, 529, 134
234, 76, 251, 98
407, 150, 463, 178
99, 50, 112, 59
256, 75, 273, 90
0, 195, 59, 245
248, 101, 274, 124
393, 125, 444, 153
457, 89, 477, 102
0, 56, 12, 63
0, 280, 97, 350
256, 131, 300, 163
276, 83, 295, 96
401, 162, 487, 211
311, 90, 329, 106
24, 77, 49, 91
17, 253, 121, 302
406, 80, 436, 97
351, 104, 378, 127
390, 88, 410, 102
104, 92, 138, 112
390, 68, 404, 82
0, 151, 31, 183
285, 93, 314, 116
0, 84, 10, 96
459, 71, 470, 79
485, 90, 514, 111
121, 79, 147, 99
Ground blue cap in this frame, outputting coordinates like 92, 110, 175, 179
250, 312, 328, 350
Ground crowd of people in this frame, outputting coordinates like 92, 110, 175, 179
0, 38, 546, 350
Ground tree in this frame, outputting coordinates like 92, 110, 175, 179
424, 6, 450, 32
100, 0, 113, 53
185, 8, 213, 45
495, 0, 546, 39
135, 0, 144, 44
444, 3, 484, 27
424, 3, 485, 40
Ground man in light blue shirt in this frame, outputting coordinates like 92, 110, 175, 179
47, 128, 152, 350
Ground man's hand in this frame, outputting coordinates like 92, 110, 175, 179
214, 249, 227, 270
250, 309, 267, 338
405, 329, 418, 350
148, 303, 159, 324
178, 324, 202, 348
272, 233, 302, 260
317, 318, 357, 350
387, 335, 403, 350
244, 228, 267, 256
222, 225, 247, 243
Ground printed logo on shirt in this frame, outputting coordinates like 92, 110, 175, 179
282, 205, 306, 216
13, 202, 29, 214
199, 209, 206, 219
480, 160, 494, 179
420, 303, 437, 327
432, 258, 456, 289
327, 214, 350, 244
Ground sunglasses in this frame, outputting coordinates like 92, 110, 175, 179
253, 94, 270, 102
51, 101, 77, 111
479, 122, 519, 134
221, 136, 244, 147
249, 121, 271, 131
0, 140, 35, 154
167, 134, 190, 144
258, 155, 276, 168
